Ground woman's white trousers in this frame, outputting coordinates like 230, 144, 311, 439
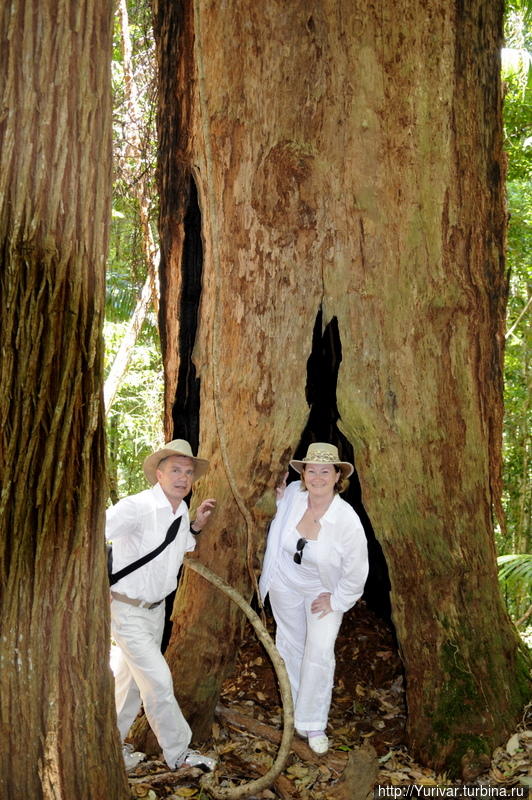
268, 583, 343, 731
110, 599, 191, 768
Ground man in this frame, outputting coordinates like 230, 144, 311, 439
106, 439, 217, 772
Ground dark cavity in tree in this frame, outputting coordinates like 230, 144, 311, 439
172, 174, 202, 452
293, 307, 393, 622
163, 175, 203, 652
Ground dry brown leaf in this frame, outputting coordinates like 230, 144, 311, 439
286, 763, 311, 779
512, 756, 531, 768
217, 741, 240, 755
131, 785, 149, 798
506, 733, 521, 755
335, 725, 354, 735
131, 787, 156, 800
378, 698, 400, 712
408, 769, 437, 782
380, 770, 413, 782
491, 766, 509, 781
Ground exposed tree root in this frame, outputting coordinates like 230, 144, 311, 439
214, 704, 348, 772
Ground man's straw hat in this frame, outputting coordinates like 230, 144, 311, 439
143, 439, 209, 485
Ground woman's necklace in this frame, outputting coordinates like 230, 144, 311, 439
307, 501, 331, 524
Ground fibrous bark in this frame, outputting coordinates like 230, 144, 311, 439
0, 1, 128, 797
152, 0, 530, 774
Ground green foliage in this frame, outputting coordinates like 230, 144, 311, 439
105, 320, 164, 499
108, 0, 158, 318
498, 552, 532, 587
500, 9, 532, 565
502, 180, 531, 554
497, 553, 532, 623
502, 46, 532, 184
108, 2, 158, 316
111, 0, 157, 197
105, 0, 162, 500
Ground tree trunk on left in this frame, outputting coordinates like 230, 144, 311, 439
0, 2, 128, 798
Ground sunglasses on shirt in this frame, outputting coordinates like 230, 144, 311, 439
293, 537, 307, 564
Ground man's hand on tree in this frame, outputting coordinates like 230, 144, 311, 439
191, 498, 217, 533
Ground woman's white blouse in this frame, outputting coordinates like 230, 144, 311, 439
273, 526, 324, 595
259, 480, 369, 612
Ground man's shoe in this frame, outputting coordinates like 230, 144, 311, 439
122, 743, 146, 772
178, 748, 217, 772
307, 732, 329, 755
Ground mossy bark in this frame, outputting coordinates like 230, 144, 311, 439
0, 1, 128, 797
150, 0, 530, 774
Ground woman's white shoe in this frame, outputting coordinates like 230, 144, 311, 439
307, 733, 329, 754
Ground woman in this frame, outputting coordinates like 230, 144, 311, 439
259, 443, 369, 755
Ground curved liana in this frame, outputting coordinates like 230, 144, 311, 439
184, 558, 294, 799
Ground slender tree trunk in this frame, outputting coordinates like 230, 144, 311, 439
104, 269, 158, 413
0, 1, 128, 797
149, 0, 530, 775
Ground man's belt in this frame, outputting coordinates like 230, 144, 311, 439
111, 591, 164, 610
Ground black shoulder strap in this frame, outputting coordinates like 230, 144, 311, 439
109, 514, 183, 586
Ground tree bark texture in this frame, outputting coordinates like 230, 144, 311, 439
152, 0, 530, 774
0, 2, 128, 797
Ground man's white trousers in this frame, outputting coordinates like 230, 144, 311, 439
110, 599, 191, 768
268, 583, 343, 731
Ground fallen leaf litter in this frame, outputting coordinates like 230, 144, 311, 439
126, 602, 531, 799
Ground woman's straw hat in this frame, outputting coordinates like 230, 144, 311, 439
289, 442, 354, 478
143, 439, 209, 485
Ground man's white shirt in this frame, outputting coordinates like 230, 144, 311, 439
106, 482, 196, 603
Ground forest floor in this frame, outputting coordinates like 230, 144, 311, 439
126, 603, 531, 800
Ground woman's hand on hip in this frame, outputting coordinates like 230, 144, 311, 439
311, 592, 333, 618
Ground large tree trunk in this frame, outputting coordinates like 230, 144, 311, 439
0, 2, 128, 797
149, 0, 530, 775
